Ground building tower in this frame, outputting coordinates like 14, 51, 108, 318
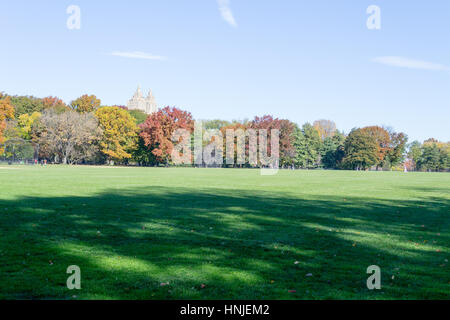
127, 86, 158, 114
145, 89, 157, 114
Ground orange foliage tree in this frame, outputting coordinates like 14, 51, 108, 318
42, 96, 70, 113
360, 126, 391, 167
0, 94, 15, 155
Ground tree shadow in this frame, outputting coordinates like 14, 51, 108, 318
0, 187, 448, 299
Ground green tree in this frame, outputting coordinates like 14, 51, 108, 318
418, 143, 441, 172
8, 95, 44, 117
385, 131, 408, 168
438, 145, 449, 171
321, 131, 345, 169
133, 136, 158, 166
342, 128, 378, 170
407, 141, 422, 171
128, 109, 148, 125
203, 119, 231, 130
294, 123, 322, 168
415, 140, 449, 172
2, 120, 34, 161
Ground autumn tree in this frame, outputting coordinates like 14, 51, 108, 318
385, 131, 408, 167
30, 116, 51, 160
0, 95, 15, 155
15, 112, 42, 162
38, 110, 103, 164
220, 121, 248, 167
95, 106, 139, 164
17, 112, 41, 140
42, 96, 70, 113
140, 106, 194, 165
342, 128, 378, 170
313, 119, 337, 140
197, 120, 243, 167
248, 115, 296, 167
278, 119, 297, 167
71, 94, 101, 113
360, 126, 391, 169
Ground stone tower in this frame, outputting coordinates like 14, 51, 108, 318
145, 89, 157, 114
127, 86, 158, 114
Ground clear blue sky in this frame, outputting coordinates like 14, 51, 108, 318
1, 0, 449, 142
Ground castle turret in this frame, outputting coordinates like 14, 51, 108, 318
136, 85, 144, 98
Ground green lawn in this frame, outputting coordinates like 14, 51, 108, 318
0, 166, 448, 299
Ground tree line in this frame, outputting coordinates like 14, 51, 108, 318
0, 92, 448, 171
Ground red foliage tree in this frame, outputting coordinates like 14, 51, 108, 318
139, 107, 194, 165
220, 121, 249, 167
249, 115, 296, 167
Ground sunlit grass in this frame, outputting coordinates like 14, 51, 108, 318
0, 166, 449, 299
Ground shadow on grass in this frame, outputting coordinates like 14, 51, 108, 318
0, 187, 448, 299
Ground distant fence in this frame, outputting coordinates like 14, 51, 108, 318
1, 139, 36, 164
0, 160, 37, 166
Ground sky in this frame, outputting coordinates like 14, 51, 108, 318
0, 0, 449, 142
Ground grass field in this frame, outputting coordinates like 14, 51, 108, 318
0, 166, 449, 299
